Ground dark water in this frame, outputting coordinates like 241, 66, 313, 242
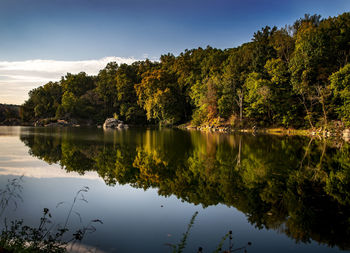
0, 126, 349, 253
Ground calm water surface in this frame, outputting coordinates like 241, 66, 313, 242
0, 126, 349, 253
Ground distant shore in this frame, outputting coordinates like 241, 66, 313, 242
1, 117, 350, 142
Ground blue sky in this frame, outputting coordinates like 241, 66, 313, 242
1, 0, 349, 60
0, 0, 349, 104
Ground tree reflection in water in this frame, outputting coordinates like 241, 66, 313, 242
20, 127, 350, 250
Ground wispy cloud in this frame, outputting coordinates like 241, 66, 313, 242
0, 57, 138, 105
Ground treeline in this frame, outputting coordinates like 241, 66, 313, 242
21, 12, 350, 128
0, 104, 20, 125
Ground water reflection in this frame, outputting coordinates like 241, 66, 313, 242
19, 127, 350, 250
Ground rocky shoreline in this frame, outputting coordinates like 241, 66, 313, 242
178, 124, 350, 142
2, 117, 349, 142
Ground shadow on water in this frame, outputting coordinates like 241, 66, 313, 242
14, 127, 350, 251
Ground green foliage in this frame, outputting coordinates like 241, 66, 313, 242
330, 64, 350, 126
244, 73, 272, 124
135, 69, 183, 125
96, 62, 119, 117
191, 106, 208, 126
21, 82, 62, 121
251, 26, 277, 74
0, 104, 20, 124
116, 63, 147, 123
61, 72, 95, 98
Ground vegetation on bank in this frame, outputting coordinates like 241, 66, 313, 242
19, 12, 350, 130
0, 104, 20, 126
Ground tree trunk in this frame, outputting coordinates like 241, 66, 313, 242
299, 93, 314, 129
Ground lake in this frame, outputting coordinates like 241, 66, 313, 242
0, 126, 349, 253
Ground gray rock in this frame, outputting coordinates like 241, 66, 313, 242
103, 118, 121, 128
103, 118, 128, 129
45, 120, 71, 127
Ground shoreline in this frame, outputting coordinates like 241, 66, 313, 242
177, 124, 350, 141
1, 122, 349, 142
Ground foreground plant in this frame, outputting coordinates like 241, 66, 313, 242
0, 181, 102, 253
167, 212, 252, 253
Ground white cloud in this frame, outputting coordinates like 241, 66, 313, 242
0, 56, 138, 105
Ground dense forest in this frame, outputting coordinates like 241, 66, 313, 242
20, 12, 350, 129
0, 104, 20, 125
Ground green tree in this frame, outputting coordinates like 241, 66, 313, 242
244, 72, 272, 124
61, 72, 95, 97
251, 26, 277, 74
265, 58, 300, 126
330, 64, 350, 126
135, 69, 183, 125
116, 63, 146, 123
96, 62, 119, 117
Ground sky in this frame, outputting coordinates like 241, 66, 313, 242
0, 0, 349, 105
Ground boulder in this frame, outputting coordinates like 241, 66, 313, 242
45, 120, 71, 127
103, 118, 128, 129
34, 120, 44, 127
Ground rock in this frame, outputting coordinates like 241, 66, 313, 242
34, 120, 44, 127
103, 118, 128, 129
45, 122, 63, 127
103, 118, 121, 128
57, 120, 71, 126
44, 119, 72, 127
45, 120, 71, 127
